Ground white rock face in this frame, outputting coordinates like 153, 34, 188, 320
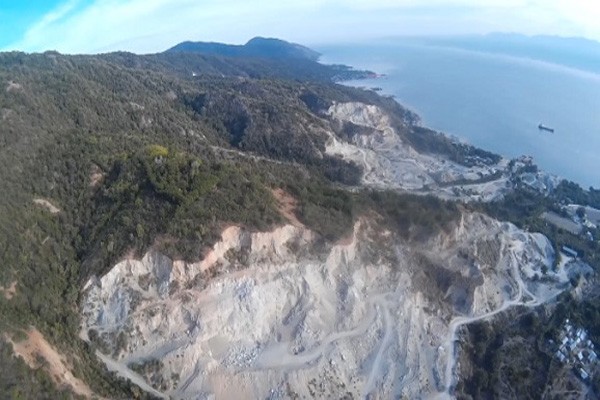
325, 102, 510, 201
81, 213, 576, 399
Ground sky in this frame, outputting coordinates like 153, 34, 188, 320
1, 0, 599, 54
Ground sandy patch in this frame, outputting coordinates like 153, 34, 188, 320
33, 198, 61, 214
271, 188, 304, 227
140, 115, 153, 128
165, 90, 178, 101
8, 328, 98, 399
1, 108, 13, 121
129, 102, 145, 111
5, 81, 22, 92
89, 165, 105, 188
0, 281, 17, 300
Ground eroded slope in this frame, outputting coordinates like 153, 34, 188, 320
81, 211, 576, 399
325, 102, 510, 201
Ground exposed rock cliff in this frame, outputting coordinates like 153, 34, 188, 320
325, 102, 510, 201
81, 212, 575, 399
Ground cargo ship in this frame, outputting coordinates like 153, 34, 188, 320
538, 123, 554, 133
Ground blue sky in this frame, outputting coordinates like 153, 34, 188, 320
1, 0, 599, 54
0, 0, 91, 48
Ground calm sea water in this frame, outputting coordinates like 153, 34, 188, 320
318, 41, 600, 189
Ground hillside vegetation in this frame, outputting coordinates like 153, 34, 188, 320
0, 44, 465, 398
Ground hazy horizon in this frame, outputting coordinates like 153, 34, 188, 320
2, 0, 600, 54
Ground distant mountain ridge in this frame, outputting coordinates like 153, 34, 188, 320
167, 37, 321, 61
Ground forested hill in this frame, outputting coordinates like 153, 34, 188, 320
99, 36, 372, 82
167, 37, 321, 61
0, 40, 455, 398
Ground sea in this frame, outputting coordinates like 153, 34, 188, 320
318, 39, 600, 189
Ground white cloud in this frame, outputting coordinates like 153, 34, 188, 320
5, 0, 600, 54
36, 0, 82, 27
16, 0, 82, 47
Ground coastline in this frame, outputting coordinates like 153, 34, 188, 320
318, 42, 600, 189
322, 50, 600, 399
323, 62, 566, 204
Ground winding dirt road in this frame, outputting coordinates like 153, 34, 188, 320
440, 239, 566, 397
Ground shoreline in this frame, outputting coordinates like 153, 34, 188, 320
319, 43, 598, 190
326, 70, 567, 203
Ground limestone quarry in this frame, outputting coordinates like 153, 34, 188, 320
324, 102, 511, 201
77, 100, 585, 399
81, 211, 580, 399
